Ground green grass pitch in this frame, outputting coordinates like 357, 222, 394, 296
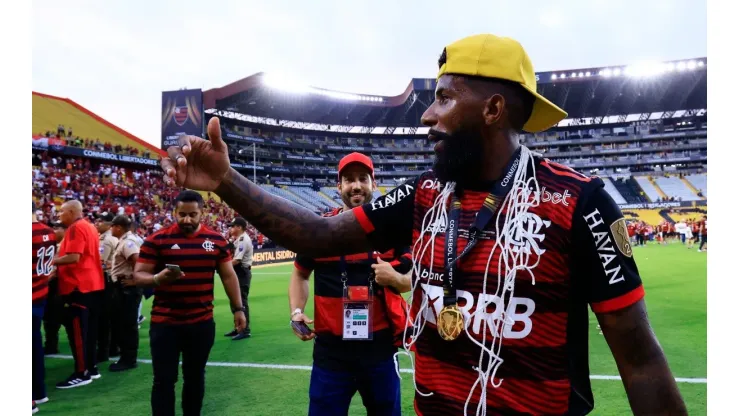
39, 242, 707, 415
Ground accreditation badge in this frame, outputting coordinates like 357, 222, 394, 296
342, 285, 373, 341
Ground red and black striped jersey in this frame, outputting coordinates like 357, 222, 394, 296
32, 222, 56, 303
353, 155, 644, 415
137, 224, 232, 325
294, 207, 412, 371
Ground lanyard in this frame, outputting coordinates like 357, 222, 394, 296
442, 147, 523, 307
339, 251, 376, 288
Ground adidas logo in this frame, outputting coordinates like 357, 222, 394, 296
171, 244, 181, 250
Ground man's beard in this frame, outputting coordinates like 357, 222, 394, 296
178, 222, 197, 234
341, 191, 372, 208
430, 127, 485, 185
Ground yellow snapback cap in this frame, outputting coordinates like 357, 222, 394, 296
437, 34, 567, 133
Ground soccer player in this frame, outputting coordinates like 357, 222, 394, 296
224, 217, 254, 340
53, 200, 105, 388
162, 35, 687, 415
96, 212, 119, 362
32, 202, 56, 407
134, 190, 246, 416
108, 215, 143, 372
288, 153, 412, 416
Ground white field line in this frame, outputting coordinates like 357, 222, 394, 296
45, 355, 706, 383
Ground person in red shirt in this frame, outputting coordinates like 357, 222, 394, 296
32, 201, 56, 407
161, 34, 686, 415
698, 215, 708, 252
53, 200, 105, 389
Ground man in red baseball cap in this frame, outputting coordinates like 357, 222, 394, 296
335, 152, 375, 207
287, 152, 412, 416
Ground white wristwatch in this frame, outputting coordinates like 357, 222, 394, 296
291, 308, 302, 318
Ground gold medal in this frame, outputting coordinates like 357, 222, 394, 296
437, 305, 464, 341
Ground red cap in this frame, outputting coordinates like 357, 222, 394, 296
338, 152, 374, 180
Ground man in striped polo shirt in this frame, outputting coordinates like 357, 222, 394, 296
32, 201, 56, 409
134, 190, 246, 416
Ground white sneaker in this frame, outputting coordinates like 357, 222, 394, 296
34, 398, 49, 405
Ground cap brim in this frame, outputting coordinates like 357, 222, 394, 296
521, 84, 568, 133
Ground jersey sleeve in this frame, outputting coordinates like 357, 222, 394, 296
64, 223, 86, 254
389, 246, 413, 274
137, 235, 159, 264
572, 185, 645, 314
351, 176, 418, 252
217, 236, 232, 264
294, 254, 315, 275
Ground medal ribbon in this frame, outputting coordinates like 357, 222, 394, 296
442, 147, 523, 307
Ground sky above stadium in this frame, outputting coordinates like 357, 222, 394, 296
32, 0, 706, 148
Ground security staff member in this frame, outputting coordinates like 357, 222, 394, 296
224, 217, 253, 340
96, 212, 119, 361
108, 215, 143, 372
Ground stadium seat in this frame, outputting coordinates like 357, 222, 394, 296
602, 178, 628, 205
653, 176, 701, 201
634, 176, 663, 202
685, 174, 707, 197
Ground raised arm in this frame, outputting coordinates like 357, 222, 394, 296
160, 117, 370, 258
215, 169, 369, 257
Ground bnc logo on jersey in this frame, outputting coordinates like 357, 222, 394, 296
420, 283, 535, 339
202, 239, 215, 252
507, 212, 551, 256
419, 269, 444, 282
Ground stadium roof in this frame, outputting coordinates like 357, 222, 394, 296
32, 92, 163, 155
204, 58, 706, 130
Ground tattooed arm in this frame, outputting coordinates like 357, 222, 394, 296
161, 117, 411, 258
597, 301, 687, 415
215, 168, 371, 257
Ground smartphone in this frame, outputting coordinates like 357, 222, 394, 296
291, 320, 313, 337
165, 264, 182, 277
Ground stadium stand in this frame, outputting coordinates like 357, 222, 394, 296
602, 178, 628, 205
612, 177, 649, 204
635, 176, 663, 202
260, 185, 322, 212
33, 92, 156, 157
653, 176, 701, 201
685, 173, 707, 196
291, 187, 339, 210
